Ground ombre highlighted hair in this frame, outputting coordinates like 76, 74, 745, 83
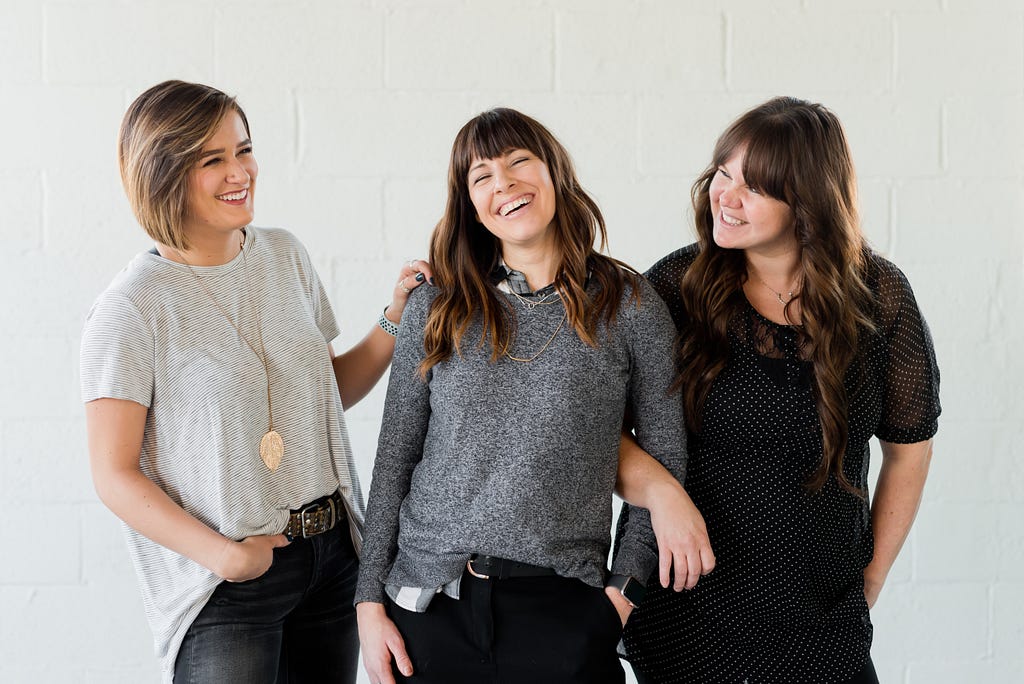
118, 80, 249, 251
679, 96, 876, 495
421, 107, 639, 375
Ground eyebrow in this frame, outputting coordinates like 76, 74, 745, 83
199, 139, 252, 157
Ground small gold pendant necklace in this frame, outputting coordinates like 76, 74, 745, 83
175, 231, 283, 471
752, 271, 801, 306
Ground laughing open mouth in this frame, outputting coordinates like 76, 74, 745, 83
720, 211, 745, 226
499, 195, 532, 217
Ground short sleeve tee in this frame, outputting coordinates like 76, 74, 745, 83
80, 226, 365, 683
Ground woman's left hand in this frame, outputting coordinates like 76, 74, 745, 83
604, 585, 633, 627
863, 574, 884, 609
386, 259, 433, 324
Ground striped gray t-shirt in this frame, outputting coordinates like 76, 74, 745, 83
80, 226, 364, 683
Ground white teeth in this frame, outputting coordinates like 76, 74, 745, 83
217, 189, 247, 201
721, 211, 744, 226
499, 195, 532, 217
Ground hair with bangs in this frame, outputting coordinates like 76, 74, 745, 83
118, 80, 250, 251
678, 96, 876, 495
421, 107, 639, 374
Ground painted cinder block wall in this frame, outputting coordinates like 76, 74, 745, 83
0, 1, 1021, 682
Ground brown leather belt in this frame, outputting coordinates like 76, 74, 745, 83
283, 491, 345, 540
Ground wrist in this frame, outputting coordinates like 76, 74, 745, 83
356, 601, 387, 617
378, 306, 400, 337
644, 477, 686, 513
607, 573, 646, 608
211, 538, 239, 579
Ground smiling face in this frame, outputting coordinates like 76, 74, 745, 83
466, 148, 557, 252
183, 111, 257, 242
709, 145, 797, 256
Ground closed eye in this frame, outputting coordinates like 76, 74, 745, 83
471, 173, 491, 185
717, 167, 731, 180
201, 157, 221, 167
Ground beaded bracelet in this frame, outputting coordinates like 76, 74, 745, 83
377, 306, 399, 337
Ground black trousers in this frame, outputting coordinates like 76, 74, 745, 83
631, 657, 879, 684
387, 571, 625, 684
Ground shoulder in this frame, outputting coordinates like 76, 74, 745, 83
88, 250, 174, 317
249, 226, 308, 259
863, 251, 924, 323
618, 271, 675, 333
643, 243, 698, 301
403, 283, 441, 325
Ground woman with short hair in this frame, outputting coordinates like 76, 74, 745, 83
81, 79, 428, 683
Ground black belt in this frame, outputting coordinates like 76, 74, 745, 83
283, 491, 345, 540
466, 554, 558, 580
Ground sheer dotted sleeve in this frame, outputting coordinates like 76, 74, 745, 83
870, 256, 941, 444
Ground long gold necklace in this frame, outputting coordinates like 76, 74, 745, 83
174, 232, 284, 471
502, 287, 566, 362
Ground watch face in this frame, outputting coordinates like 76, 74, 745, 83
619, 577, 646, 606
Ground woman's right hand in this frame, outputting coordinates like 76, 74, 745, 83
648, 480, 716, 591
357, 602, 414, 684
214, 534, 290, 582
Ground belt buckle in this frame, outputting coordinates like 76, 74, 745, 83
466, 559, 491, 580
299, 497, 335, 538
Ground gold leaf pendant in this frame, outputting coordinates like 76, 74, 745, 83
260, 430, 284, 471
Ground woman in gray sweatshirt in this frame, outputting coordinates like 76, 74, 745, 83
355, 108, 712, 684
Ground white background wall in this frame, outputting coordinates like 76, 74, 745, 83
0, 0, 1021, 682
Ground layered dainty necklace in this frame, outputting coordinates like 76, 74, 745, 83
502, 277, 565, 363
174, 232, 284, 471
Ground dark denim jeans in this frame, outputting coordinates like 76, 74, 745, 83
173, 522, 359, 684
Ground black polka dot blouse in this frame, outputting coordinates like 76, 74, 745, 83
617, 244, 941, 683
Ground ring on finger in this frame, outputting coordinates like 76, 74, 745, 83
397, 277, 411, 294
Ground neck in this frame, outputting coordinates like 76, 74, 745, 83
745, 248, 802, 290
158, 228, 245, 266
501, 242, 560, 292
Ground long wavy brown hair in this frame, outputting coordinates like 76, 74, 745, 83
421, 108, 639, 374
679, 96, 875, 494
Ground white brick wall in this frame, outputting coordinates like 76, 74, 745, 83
1, 1, 1020, 682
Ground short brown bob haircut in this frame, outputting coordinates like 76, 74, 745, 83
118, 80, 249, 251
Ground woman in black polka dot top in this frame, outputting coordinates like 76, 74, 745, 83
615, 97, 940, 683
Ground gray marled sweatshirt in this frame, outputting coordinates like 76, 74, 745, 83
354, 276, 686, 608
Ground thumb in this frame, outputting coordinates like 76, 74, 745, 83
389, 635, 414, 677
268, 534, 291, 548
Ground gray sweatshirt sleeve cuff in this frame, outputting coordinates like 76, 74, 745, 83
610, 506, 659, 584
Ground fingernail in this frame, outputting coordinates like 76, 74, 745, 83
428, 277, 435, 286
415, 272, 425, 283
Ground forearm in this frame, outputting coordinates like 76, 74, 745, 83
615, 429, 686, 506
865, 439, 933, 592
332, 322, 397, 409
93, 466, 232, 574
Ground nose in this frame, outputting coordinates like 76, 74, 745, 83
492, 167, 515, 193
226, 157, 250, 185
718, 184, 739, 208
